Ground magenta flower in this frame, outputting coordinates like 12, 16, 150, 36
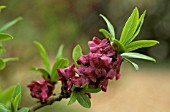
88, 37, 116, 56
57, 64, 89, 91
57, 37, 123, 93
27, 80, 54, 103
57, 64, 76, 81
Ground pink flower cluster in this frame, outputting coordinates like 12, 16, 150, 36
57, 37, 123, 92
27, 80, 54, 102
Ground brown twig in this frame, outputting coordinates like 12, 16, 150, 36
29, 94, 70, 112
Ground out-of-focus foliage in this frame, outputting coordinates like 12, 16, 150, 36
0, 0, 169, 64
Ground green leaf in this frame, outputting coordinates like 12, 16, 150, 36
0, 58, 6, 70
3, 57, 19, 62
99, 14, 115, 41
129, 11, 146, 43
123, 57, 139, 70
0, 6, 6, 9
0, 43, 5, 53
0, 17, 23, 33
11, 84, 21, 112
77, 92, 91, 108
55, 44, 64, 61
85, 85, 101, 93
0, 6, 6, 12
120, 8, 139, 45
34, 41, 50, 72
72, 44, 83, 64
68, 91, 77, 106
121, 52, 156, 62
18, 107, 29, 112
125, 40, 159, 52
111, 39, 125, 54
0, 58, 18, 70
0, 33, 13, 41
51, 58, 69, 82
0, 86, 15, 105
12, 93, 21, 112
30, 67, 50, 81
99, 29, 112, 41
0, 103, 9, 112
12, 84, 21, 99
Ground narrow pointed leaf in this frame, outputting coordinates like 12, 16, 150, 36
12, 93, 21, 112
100, 14, 115, 41
51, 58, 69, 82
77, 92, 91, 108
125, 40, 159, 52
30, 67, 50, 81
0, 17, 23, 33
123, 57, 139, 70
55, 44, 64, 61
99, 29, 112, 41
12, 84, 21, 99
129, 11, 146, 43
121, 52, 156, 62
11, 84, 21, 112
68, 91, 77, 105
120, 8, 139, 45
72, 44, 83, 64
0, 33, 13, 41
34, 41, 50, 72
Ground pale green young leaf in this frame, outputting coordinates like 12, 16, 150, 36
120, 8, 139, 45
123, 57, 139, 70
0, 33, 13, 41
77, 92, 91, 108
129, 11, 146, 43
0, 58, 6, 70
18, 107, 29, 112
0, 103, 9, 112
34, 41, 50, 72
30, 67, 50, 81
99, 29, 112, 41
0, 6, 6, 10
100, 14, 115, 41
11, 84, 21, 112
121, 52, 156, 62
51, 58, 69, 82
55, 44, 64, 61
0, 43, 5, 53
0, 17, 23, 33
12, 84, 21, 99
68, 91, 77, 106
12, 93, 21, 112
112, 39, 125, 54
125, 40, 159, 52
3, 57, 19, 62
72, 44, 83, 64
0, 86, 15, 105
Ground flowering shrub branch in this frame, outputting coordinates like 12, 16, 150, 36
0, 6, 159, 112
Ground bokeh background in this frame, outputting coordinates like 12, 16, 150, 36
0, 0, 170, 112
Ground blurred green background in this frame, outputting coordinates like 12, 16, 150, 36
0, 0, 170, 112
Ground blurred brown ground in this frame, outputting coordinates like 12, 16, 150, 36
88, 67, 170, 112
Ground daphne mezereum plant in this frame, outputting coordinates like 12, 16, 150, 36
0, 7, 159, 112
